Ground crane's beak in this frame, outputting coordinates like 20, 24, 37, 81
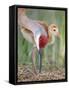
35, 35, 42, 73
38, 48, 42, 73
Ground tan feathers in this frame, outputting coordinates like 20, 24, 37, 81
21, 27, 35, 44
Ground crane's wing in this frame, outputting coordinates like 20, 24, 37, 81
18, 8, 48, 37
20, 27, 35, 44
18, 13, 48, 50
18, 15, 48, 37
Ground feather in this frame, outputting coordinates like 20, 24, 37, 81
20, 27, 35, 44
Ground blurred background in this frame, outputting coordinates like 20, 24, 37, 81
18, 8, 65, 72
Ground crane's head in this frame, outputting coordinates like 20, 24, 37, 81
34, 25, 49, 50
48, 24, 60, 37
35, 34, 48, 50
39, 35, 48, 48
34, 33, 48, 73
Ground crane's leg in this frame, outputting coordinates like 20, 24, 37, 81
38, 48, 42, 73
31, 47, 37, 74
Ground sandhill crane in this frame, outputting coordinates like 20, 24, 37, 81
18, 8, 60, 74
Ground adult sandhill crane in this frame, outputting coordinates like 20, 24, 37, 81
18, 8, 60, 74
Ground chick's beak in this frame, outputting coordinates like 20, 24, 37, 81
56, 32, 60, 38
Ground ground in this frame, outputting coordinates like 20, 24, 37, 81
17, 64, 65, 82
